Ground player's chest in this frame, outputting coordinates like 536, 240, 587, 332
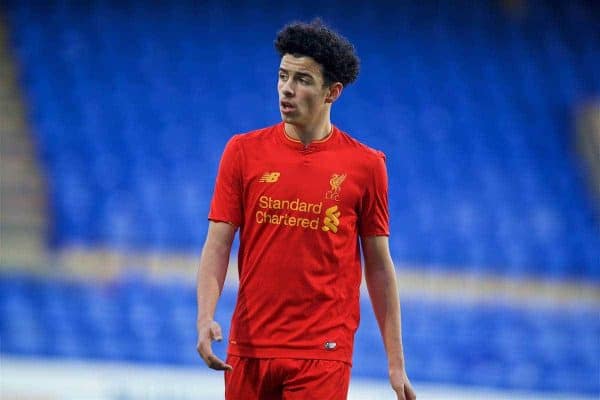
242, 152, 364, 209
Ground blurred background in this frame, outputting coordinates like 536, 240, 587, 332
0, 0, 599, 399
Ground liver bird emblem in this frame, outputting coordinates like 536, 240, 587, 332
326, 173, 347, 200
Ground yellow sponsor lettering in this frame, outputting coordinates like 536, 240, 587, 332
255, 196, 332, 232
309, 202, 322, 214
258, 196, 322, 214
255, 209, 319, 230
290, 198, 302, 211
256, 210, 264, 223
259, 196, 269, 209
310, 218, 320, 230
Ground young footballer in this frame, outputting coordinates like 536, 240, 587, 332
196, 19, 416, 400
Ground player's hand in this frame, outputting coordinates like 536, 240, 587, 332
196, 319, 233, 371
390, 368, 416, 400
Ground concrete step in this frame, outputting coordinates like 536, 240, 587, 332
0, 172, 43, 191
1, 113, 28, 125
0, 192, 44, 207
0, 155, 43, 177
0, 216, 44, 228
0, 190, 45, 209
0, 12, 48, 268
0, 229, 47, 267
0, 208, 44, 226
0, 182, 44, 197
0, 172, 43, 187
0, 91, 22, 103
0, 109, 27, 123
0, 139, 33, 155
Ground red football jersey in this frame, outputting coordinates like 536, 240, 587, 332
209, 122, 389, 364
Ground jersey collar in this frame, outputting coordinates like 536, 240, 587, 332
278, 122, 337, 151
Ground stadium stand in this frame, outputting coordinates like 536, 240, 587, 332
0, 272, 598, 395
5, 0, 599, 279
2, 0, 599, 397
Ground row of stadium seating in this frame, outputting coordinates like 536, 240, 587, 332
5, 0, 599, 279
0, 273, 597, 395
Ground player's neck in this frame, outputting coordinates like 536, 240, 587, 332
285, 119, 332, 146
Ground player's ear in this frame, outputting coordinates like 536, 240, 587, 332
325, 82, 343, 104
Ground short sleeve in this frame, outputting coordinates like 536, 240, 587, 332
208, 135, 243, 227
358, 152, 390, 237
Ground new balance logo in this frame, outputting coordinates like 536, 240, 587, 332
259, 172, 280, 183
322, 205, 341, 233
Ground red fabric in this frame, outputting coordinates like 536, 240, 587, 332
224, 355, 351, 400
209, 122, 389, 364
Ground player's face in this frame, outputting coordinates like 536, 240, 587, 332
278, 54, 331, 128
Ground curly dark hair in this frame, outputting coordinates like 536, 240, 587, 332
274, 19, 360, 86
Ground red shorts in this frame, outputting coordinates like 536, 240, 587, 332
224, 355, 351, 400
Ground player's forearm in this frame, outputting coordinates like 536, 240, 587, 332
196, 237, 231, 325
365, 261, 406, 371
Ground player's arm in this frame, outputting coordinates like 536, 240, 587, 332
196, 220, 236, 371
362, 235, 416, 400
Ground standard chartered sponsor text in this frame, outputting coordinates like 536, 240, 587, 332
256, 195, 322, 229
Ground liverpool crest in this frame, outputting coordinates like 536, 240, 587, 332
325, 173, 347, 201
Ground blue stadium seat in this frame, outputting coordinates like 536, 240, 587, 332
7, 0, 591, 276
2, 1, 599, 393
1, 273, 598, 394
